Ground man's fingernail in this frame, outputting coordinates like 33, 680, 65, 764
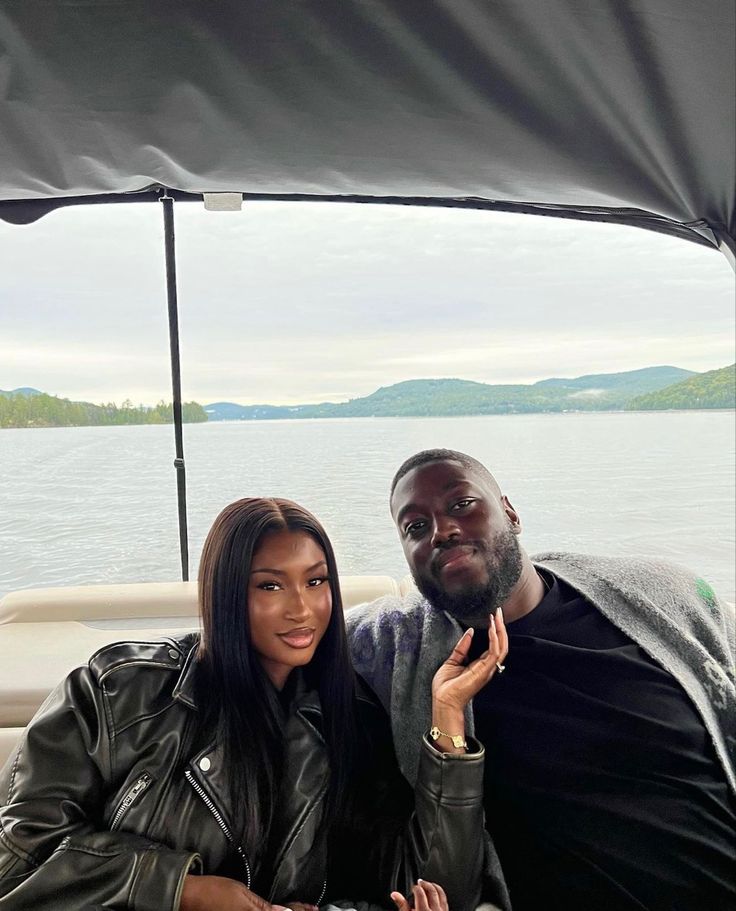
498, 607, 504, 621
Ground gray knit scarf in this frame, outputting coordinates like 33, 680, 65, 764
346, 552, 736, 793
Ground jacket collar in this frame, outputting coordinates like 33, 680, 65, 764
172, 632, 201, 709
170, 633, 328, 719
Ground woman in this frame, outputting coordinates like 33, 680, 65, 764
0, 498, 508, 910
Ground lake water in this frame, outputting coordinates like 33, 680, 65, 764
1, 411, 734, 602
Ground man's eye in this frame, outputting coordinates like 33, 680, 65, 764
405, 520, 426, 536
453, 498, 475, 510
307, 576, 329, 587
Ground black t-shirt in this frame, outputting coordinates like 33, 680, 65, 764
467, 572, 736, 911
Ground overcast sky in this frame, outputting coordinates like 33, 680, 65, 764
1, 201, 733, 406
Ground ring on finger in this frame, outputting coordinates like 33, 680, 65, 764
496, 662, 506, 673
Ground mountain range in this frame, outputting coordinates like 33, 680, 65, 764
205, 364, 735, 420
3, 365, 733, 428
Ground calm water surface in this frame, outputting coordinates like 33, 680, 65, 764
1, 412, 734, 601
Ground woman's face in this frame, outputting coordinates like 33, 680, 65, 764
247, 528, 333, 689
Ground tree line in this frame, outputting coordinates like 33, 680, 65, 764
0, 393, 208, 428
626, 364, 735, 411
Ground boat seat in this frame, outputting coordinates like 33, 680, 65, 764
0, 575, 410, 769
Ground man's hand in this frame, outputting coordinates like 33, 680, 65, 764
180, 875, 293, 911
391, 880, 449, 911
431, 609, 508, 713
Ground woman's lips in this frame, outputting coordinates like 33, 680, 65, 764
277, 628, 315, 649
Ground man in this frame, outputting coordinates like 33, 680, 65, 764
346, 449, 735, 911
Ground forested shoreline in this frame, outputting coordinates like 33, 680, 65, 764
2, 363, 733, 427
0, 392, 207, 428
626, 365, 735, 411
206, 365, 735, 421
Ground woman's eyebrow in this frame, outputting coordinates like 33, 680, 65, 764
250, 561, 327, 575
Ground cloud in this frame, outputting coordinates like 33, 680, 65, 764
1, 201, 733, 404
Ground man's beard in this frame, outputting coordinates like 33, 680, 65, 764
413, 526, 523, 624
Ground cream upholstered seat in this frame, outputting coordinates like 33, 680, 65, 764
0, 576, 402, 769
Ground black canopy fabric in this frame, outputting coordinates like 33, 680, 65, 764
0, 0, 734, 261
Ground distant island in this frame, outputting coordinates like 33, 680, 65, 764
2, 364, 733, 428
0, 389, 207, 429
204, 364, 735, 421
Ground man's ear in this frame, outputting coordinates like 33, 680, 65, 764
502, 495, 522, 534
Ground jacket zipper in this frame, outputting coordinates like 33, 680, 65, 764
184, 769, 252, 889
316, 879, 327, 904
110, 773, 152, 830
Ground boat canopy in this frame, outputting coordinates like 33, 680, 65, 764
0, 0, 734, 262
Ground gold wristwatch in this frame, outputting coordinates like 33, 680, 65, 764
429, 725, 467, 749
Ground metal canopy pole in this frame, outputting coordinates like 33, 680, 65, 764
160, 192, 189, 581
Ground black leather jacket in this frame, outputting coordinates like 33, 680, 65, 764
0, 633, 485, 911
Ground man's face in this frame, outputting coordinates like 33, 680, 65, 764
391, 459, 523, 621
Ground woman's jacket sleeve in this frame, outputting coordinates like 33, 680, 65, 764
0, 667, 200, 910
328, 694, 486, 911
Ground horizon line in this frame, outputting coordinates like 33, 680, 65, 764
3, 361, 734, 409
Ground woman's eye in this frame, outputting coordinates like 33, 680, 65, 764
307, 576, 329, 587
257, 581, 281, 591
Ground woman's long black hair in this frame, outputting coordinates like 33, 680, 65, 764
196, 497, 358, 863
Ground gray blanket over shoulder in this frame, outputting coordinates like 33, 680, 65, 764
346, 552, 736, 794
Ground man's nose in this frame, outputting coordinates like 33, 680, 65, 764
430, 514, 461, 549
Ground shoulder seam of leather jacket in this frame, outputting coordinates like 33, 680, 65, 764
85, 632, 388, 729
89, 635, 192, 682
